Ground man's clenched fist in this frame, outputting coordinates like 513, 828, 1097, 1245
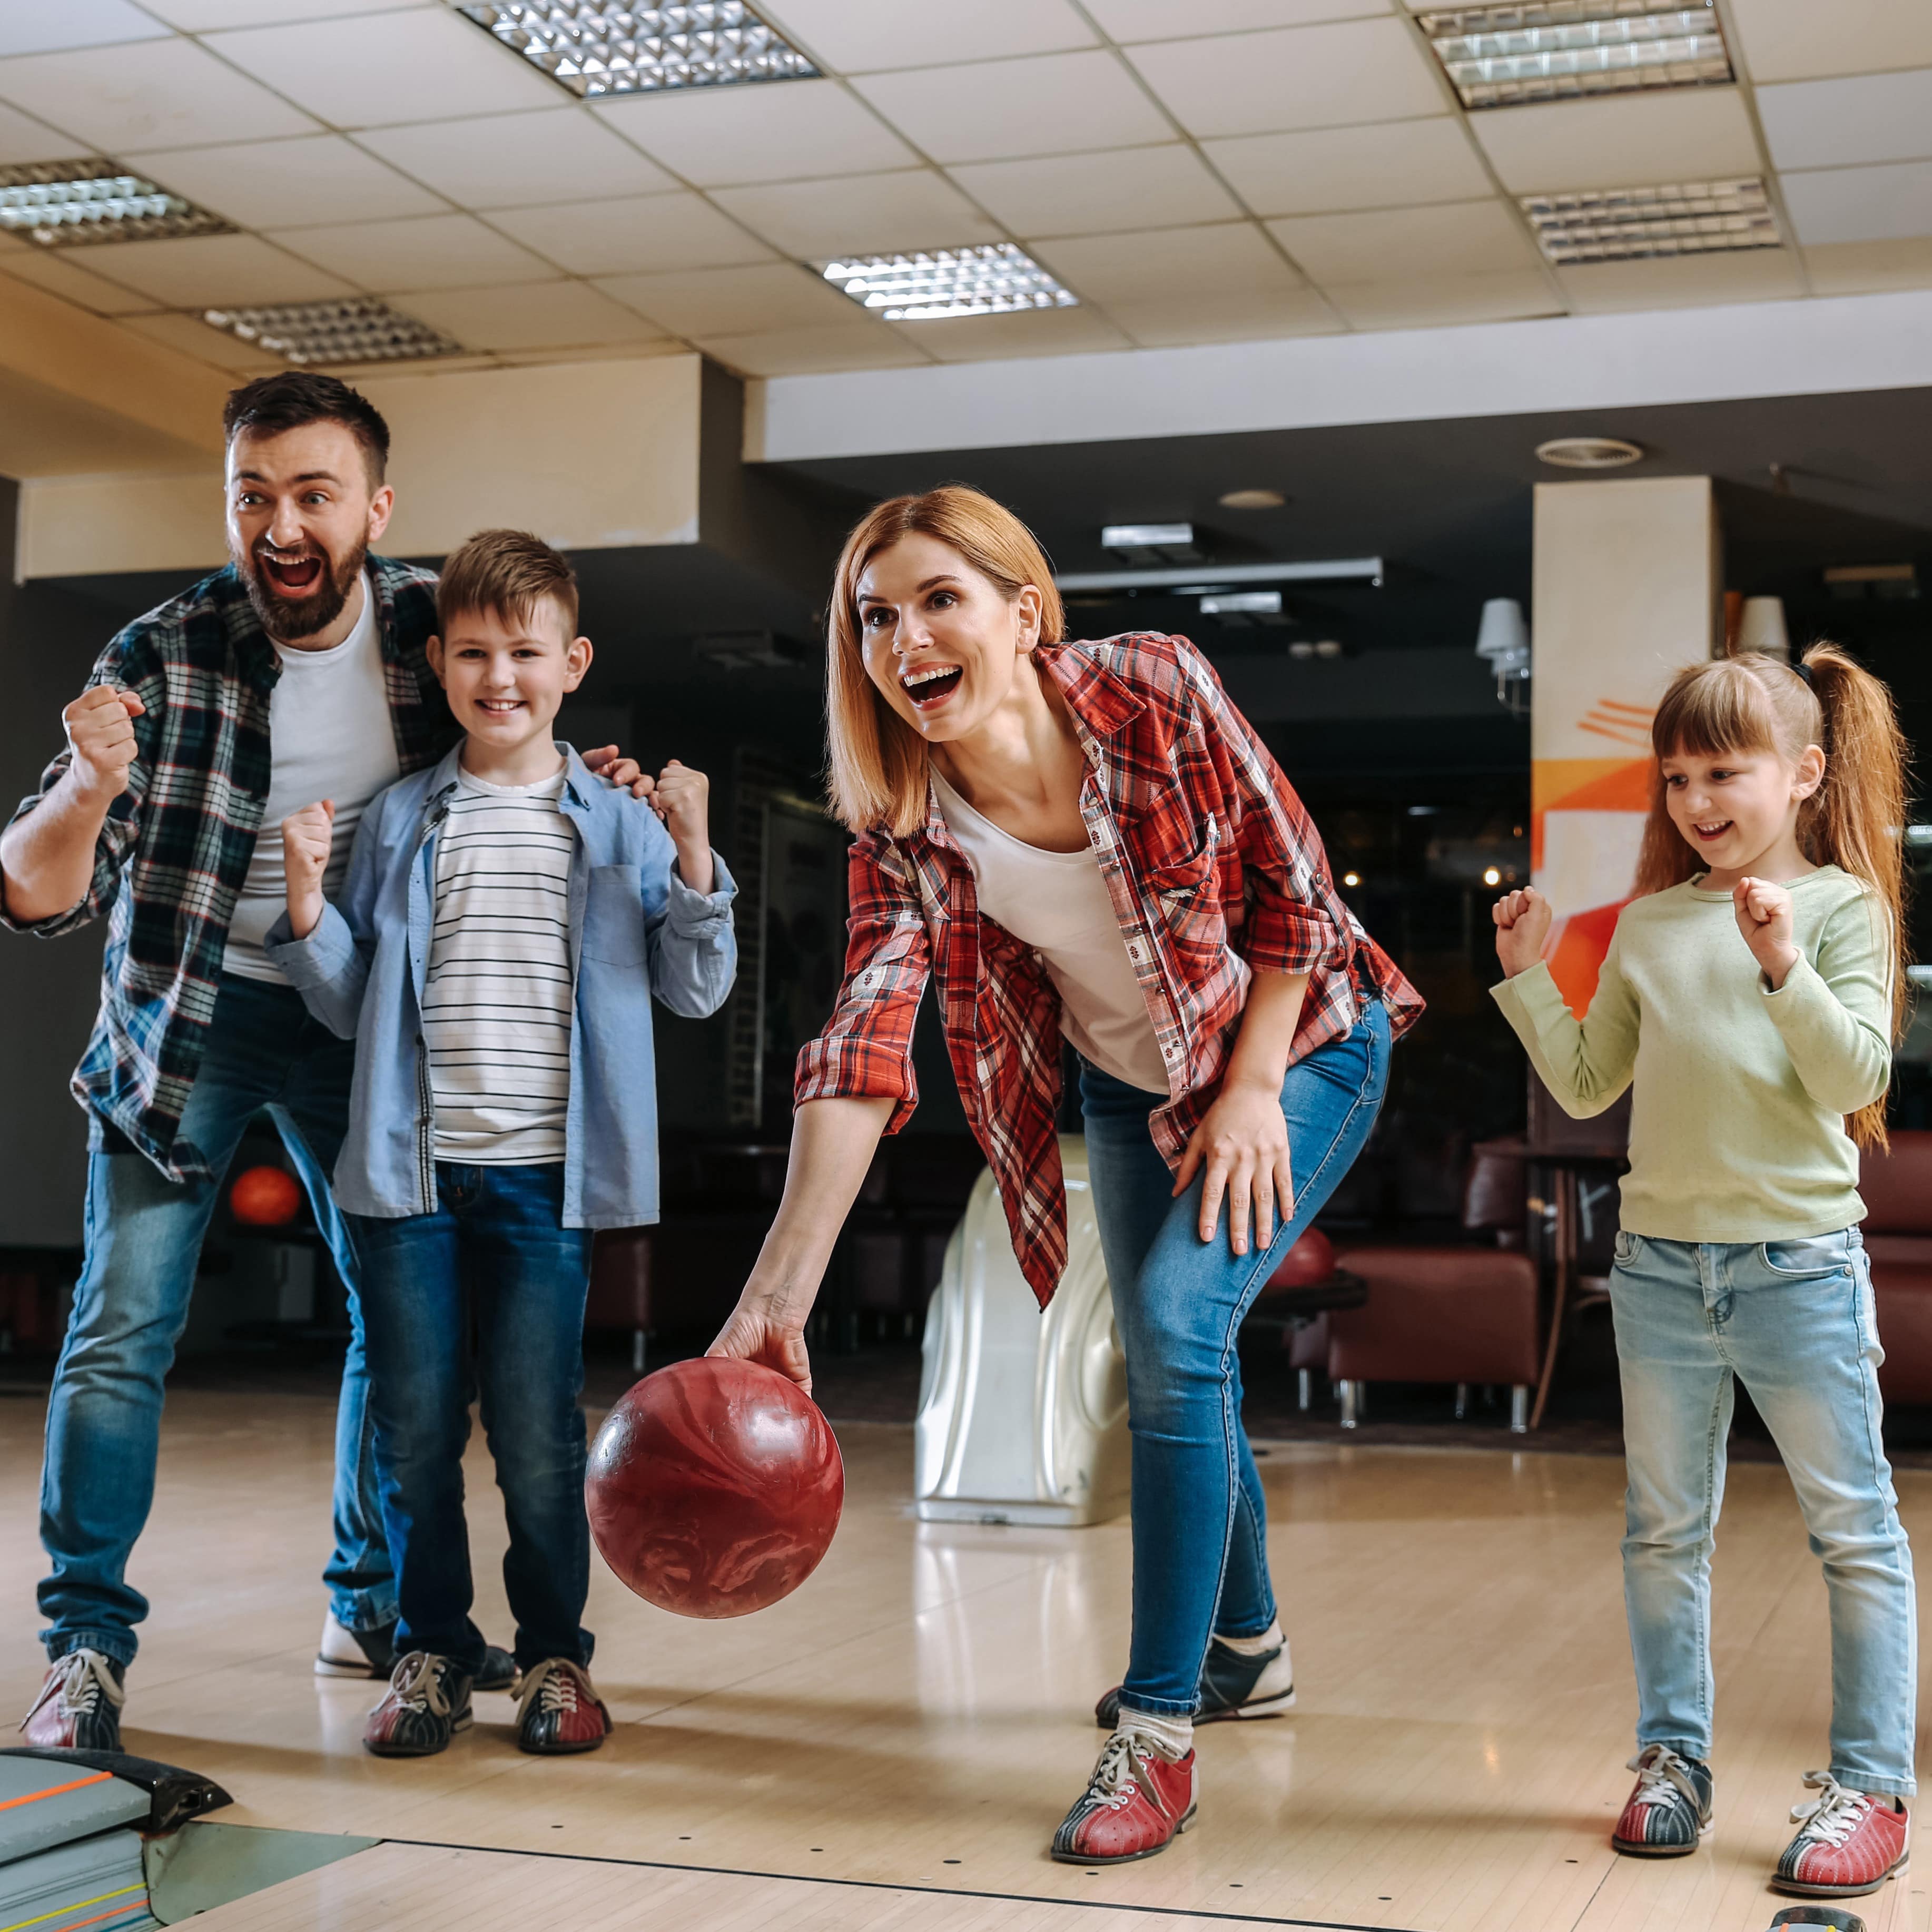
281, 799, 334, 940
63, 686, 145, 802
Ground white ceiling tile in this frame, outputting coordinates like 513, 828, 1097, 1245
852, 52, 1171, 164
487, 192, 772, 275
0, 37, 320, 152
0, 100, 90, 164
84, 231, 357, 305
595, 261, 859, 334
1268, 199, 1535, 280
271, 212, 556, 291
1555, 249, 1805, 312
358, 109, 676, 210
593, 78, 915, 187
129, 135, 446, 229
1802, 238, 1932, 296
711, 170, 999, 259
1728, 0, 1932, 84
0, 0, 167, 57
1322, 268, 1560, 328
1034, 223, 1300, 304
119, 308, 285, 370
889, 304, 1132, 362
398, 280, 667, 352
1472, 90, 1762, 194
1205, 116, 1489, 215
1757, 71, 1932, 172
140, 0, 422, 24
761, 0, 1096, 73
1126, 19, 1445, 139
694, 323, 931, 376
0, 247, 157, 312
205, 9, 561, 130
1105, 286, 1342, 346
948, 145, 1242, 238
1089, 0, 1389, 36
1782, 161, 1932, 246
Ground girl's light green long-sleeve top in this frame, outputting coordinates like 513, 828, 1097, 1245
1490, 866, 1892, 1241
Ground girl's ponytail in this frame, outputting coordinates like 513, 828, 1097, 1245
1800, 642, 1910, 1148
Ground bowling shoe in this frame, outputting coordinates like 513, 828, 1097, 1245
18, 1649, 124, 1751
1050, 1730, 1197, 1865
1772, 1772, 1909, 1897
363, 1652, 472, 1758
515, 1659, 613, 1755
1094, 1632, 1296, 1728
1611, 1744, 1713, 1857
317, 1611, 516, 1692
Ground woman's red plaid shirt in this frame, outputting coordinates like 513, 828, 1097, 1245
796, 633, 1423, 1305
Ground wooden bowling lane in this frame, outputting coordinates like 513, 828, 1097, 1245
3, 1390, 1930, 1932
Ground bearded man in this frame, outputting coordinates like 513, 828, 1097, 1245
0, 373, 645, 1747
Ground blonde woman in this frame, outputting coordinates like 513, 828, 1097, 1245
710, 487, 1421, 1861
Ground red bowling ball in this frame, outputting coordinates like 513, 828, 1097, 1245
1268, 1226, 1335, 1291
230, 1164, 301, 1227
586, 1357, 844, 1620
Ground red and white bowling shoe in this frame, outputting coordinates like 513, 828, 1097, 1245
1773, 1771, 1909, 1897
1051, 1731, 1197, 1865
18, 1649, 124, 1751
515, 1659, 612, 1755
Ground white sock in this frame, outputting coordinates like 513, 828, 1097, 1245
1215, 1618, 1283, 1658
1117, 1708, 1194, 1759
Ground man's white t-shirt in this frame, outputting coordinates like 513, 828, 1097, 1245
931, 767, 1169, 1095
223, 576, 403, 983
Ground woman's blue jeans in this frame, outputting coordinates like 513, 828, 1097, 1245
349, 1162, 595, 1677
1613, 1227, 1917, 1795
1080, 1001, 1391, 1718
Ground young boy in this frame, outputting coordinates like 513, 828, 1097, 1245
268, 529, 735, 1758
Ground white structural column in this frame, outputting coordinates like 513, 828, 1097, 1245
1530, 476, 1719, 1011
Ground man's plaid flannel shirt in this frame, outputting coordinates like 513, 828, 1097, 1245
1, 558, 446, 1180
796, 632, 1424, 1307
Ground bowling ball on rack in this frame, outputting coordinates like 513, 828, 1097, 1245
1267, 1226, 1335, 1292
230, 1165, 301, 1227
586, 1357, 844, 1620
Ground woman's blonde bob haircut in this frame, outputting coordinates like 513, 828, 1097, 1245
824, 486, 1064, 837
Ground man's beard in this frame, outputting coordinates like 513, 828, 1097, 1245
236, 535, 368, 642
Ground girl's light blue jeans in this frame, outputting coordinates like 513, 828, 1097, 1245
1612, 1227, 1917, 1796
1080, 1000, 1391, 1718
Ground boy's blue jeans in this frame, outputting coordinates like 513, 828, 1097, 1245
349, 1162, 595, 1678
38, 972, 391, 1665
1612, 1227, 1917, 1796
1079, 1001, 1391, 1717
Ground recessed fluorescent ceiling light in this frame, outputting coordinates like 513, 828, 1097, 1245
456, 3, 816, 97
1535, 435, 1643, 468
0, 159, 231, 247
1418, 1, 1732, 109
1524, 177, 1778, 263
823, 243, 1077, 322
203, 299, 463, 368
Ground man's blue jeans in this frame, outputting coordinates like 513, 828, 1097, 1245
1080, 1001, 1392, 1717
40, 972, 392, 1665
1613, 1227, 1917, 1796
348, 1162, 594, 1677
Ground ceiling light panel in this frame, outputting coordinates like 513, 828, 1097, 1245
823, 243, 1077, 321
1524, 177, 1779, 262
0, 160, 231, 248
1418, 2, 1733, 110
457, 3, 818, 98
203, 298, 464, 367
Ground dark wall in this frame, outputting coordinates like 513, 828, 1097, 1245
0, 479, 116, 1247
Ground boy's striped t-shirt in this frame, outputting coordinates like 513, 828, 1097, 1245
423, 765, 577, 1165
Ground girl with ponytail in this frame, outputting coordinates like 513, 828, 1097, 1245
1490, 643, 1916, 1901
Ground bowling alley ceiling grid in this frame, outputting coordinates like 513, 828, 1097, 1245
0, 0, 1927, 382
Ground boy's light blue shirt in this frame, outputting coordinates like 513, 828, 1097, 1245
264, 741, 736, 1229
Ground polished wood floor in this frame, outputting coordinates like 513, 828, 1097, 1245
2, 1386, 1927, 1932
